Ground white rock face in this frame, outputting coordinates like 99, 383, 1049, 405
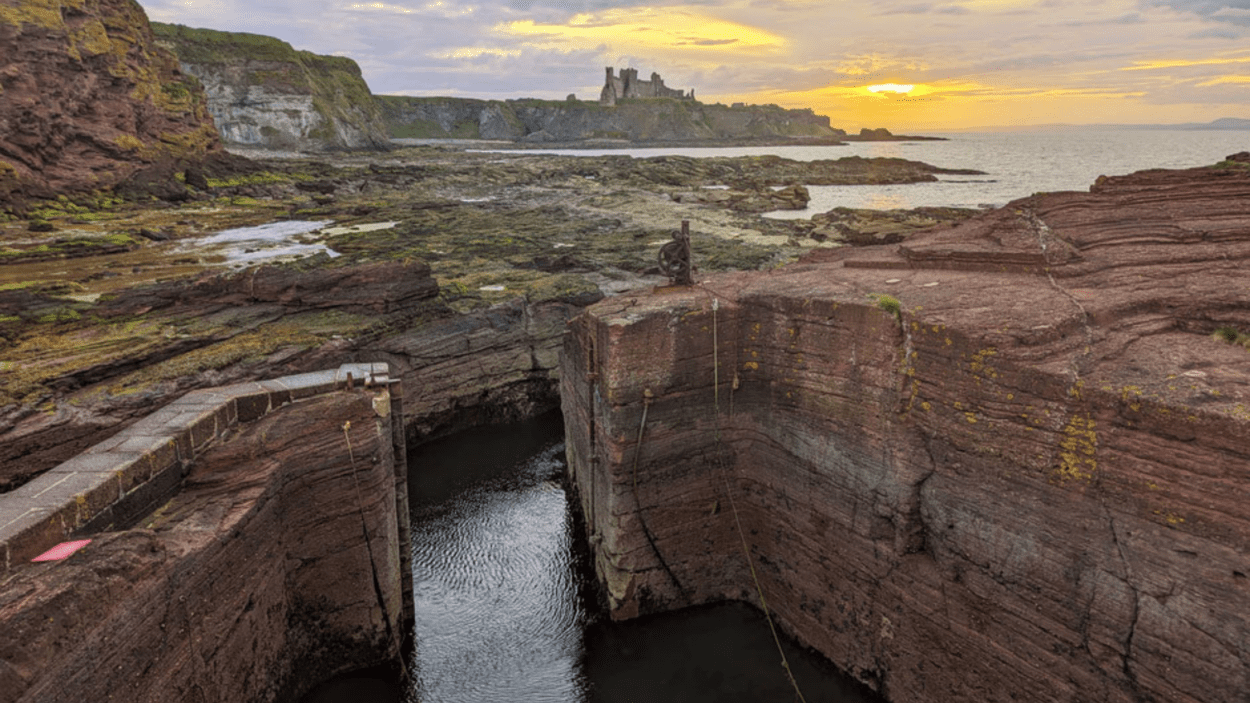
180, 62, 386, 152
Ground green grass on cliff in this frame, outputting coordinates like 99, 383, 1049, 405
1213, 326, 1250, 349
150, 22, 299, 63
0, 0, 85, 30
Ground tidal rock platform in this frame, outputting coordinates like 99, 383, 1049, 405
561, 161, 1250, 702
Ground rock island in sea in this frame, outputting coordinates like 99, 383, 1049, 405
2, 3, 1247, 702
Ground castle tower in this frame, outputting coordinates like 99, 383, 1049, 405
599, 66, 618, 106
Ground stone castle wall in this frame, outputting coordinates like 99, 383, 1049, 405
600, 67, 692, 106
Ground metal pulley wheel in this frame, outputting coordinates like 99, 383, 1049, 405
657, 238, 690, 278
657, 220, 693, 285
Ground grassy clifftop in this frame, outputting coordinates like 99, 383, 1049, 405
149, 22, 297, 64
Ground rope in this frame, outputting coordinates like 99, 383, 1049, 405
631, 393, 690, 599
706, 292, 808, 703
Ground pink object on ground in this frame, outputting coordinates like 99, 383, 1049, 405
31, 539, 92, 562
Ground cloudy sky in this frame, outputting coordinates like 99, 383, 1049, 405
139, 0, 1250, 131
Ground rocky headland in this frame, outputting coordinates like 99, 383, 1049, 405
378, 95, 850, 146
135, 24, 936, 150
151, 23, 392, 153
561, 155, 1250, 702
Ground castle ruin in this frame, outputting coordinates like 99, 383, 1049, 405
599, 67, 693, 106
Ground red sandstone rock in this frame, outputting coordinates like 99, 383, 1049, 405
563, 162, 1250, 703
0, 390, 408, 703
0, 0, 222, 209
0, 260, 579, 493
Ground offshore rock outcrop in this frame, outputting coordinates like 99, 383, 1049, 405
0, 0, 222, 209
378, 95, 844, 144
562, 160, 1250, 702
152, 23, 391, 152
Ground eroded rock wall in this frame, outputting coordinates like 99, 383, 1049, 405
0, 257, 590, 490
373, 295, 592, 441
0, 0, 221, 207
0, 387, 409, 703
563, 163, 1250, 702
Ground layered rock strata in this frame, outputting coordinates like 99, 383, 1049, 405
0, 260, 439, 490
0, 258, 592, 493
152, 23, 391, 152
0, 364, 412, 702
0, 0, 223, 208
562, 162, 1250, 702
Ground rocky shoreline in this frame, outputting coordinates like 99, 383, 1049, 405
3, 107, 1247, 703
0, 147, 982, 493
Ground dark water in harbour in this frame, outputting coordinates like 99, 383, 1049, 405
398, 412, 882, 703
304, 412, 882, 701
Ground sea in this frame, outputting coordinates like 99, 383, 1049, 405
484, 129, 1250, 215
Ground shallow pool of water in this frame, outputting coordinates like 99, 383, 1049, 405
183, 220, 340, 265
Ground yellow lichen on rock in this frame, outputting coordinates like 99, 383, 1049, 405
1054, 412, 1097, 482
0, 0, 80, 30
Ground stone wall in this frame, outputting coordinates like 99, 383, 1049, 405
0, 363, 413, 703
561, 163, 1250, 702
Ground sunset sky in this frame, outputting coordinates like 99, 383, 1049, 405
138, 0, 1250, 132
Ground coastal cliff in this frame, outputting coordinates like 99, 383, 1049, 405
151, 23, 391, 152
0, 0, 221, 208
378, 95, 845, 144
562, 161, 1250, 701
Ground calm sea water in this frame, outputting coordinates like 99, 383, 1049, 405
489, 129, 1249, 214
402, 413, 880, 703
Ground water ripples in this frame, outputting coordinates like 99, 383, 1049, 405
410, 442, 590, 703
